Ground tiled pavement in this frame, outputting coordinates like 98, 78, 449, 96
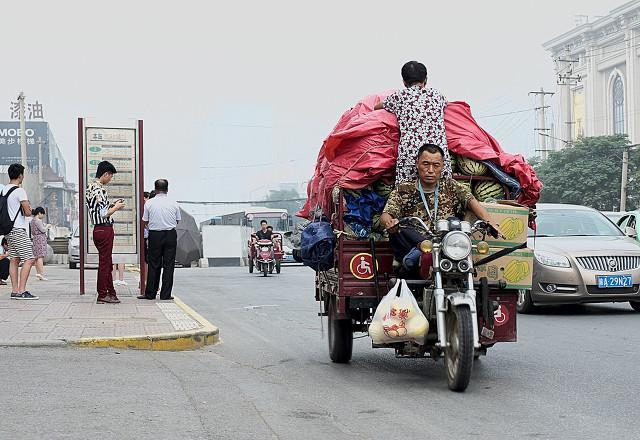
0, 265, 202, 345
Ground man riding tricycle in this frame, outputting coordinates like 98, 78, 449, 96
312, 144, 532, 391
248, 220, 284, 276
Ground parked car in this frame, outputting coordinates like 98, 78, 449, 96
602, 210, 627, 226
68, 227, 80, 269
617, 211, 640, 242
518, 203, 640, 313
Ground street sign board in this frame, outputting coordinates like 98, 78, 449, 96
78, 118, 145, 294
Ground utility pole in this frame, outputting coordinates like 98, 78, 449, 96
529, 88, 554, 160
620, 144, 639, 212
556, 48, 581, 147
36, 136, 45, 205
17, 92, 28, 167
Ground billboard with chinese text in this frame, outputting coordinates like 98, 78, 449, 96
80, 119, 142, 265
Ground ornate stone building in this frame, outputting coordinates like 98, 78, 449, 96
544, 1, 640, 149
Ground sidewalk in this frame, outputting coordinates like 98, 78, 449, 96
0, 265, 219, 350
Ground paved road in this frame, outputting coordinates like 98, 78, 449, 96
2, 266, 639, 439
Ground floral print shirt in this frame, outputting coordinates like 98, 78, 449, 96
383, 85, 451, 184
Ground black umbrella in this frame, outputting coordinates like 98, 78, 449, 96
175, 209, 202, 267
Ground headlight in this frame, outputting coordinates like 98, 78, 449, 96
260, 246, 269, 252
534, 250, 570, 268
442, 231, 472, 260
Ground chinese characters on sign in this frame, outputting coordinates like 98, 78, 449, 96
84, 126, 140, 262
9, 100, 45, 120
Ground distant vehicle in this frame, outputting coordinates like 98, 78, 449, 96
279, 232, 298, 264
518, 204, 640, 313
617, 211, 640, 242
68, 227, 79, 269
602, 211, 627, 225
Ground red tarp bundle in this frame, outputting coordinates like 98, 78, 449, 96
298, 93, 541, 218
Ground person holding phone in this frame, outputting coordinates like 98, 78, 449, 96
86, 161, 125, 304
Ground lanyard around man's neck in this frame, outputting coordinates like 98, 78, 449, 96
418, 180, 439, 223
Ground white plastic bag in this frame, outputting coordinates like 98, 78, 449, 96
368, 279, 429, 345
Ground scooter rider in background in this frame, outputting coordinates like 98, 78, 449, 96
255, 220, 272, 240
380, 143, 494, 275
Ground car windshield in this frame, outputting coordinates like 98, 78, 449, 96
531, 209, 624, 237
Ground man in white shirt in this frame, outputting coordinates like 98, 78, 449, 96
138, 179, 181, 300
1, 164, 37, 300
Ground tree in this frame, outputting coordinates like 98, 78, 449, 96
533, 135, 637, 211
263, 188, 304, 218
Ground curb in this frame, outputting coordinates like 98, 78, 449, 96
71, 296, 220, 351
0, 297, 219, 351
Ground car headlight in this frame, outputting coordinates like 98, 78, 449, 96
442, 231, 472, 260
534, 250, 571, 268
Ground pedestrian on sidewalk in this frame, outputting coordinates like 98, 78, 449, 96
30, 206, 51, 281
0, 237, 9, 285
86, 161, 125, 304
113, 263, 127, 286
138, 179, 180, 301
1, 164, 38, 300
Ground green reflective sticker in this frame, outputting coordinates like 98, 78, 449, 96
89, 160, 100, 165
89, 146, 102, 152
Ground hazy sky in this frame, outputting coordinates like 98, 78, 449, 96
1, 0, 616, 203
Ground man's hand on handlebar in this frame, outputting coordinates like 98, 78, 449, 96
380, 212, 400, 233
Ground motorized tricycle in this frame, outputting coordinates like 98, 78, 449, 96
316, 188, 523, 391
248, 233, 284, 276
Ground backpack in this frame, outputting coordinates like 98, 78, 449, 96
0, 186, 20, 235
300, 221, 335, 271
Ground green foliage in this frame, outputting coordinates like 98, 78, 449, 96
533, 135, 636, 211
263, 188, 303, 217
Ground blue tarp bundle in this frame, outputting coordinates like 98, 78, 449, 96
300, 221, 335, 271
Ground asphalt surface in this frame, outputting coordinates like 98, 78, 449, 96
1, 265, 639, 440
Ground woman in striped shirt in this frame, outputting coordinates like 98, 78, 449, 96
85, 161, 125, 304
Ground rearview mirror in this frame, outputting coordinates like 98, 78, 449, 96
624, 226, 637, 238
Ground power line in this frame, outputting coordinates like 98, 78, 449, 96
178, 198, 307, 205
200, 159, 302, 169
475, 108, 536, 119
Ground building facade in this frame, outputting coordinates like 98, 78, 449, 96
543, 1, 640, 149
0, 120, 76, 228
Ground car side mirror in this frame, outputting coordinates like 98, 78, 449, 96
624, 226, 637, 238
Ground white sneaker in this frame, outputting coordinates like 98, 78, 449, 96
36, 274, 48, 281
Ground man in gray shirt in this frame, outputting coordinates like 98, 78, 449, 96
138, 179, 181, 300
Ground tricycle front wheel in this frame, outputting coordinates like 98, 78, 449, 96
328, 298, 353, 363
445, 305, 474, 392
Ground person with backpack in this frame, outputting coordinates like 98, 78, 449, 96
0, 163, 37, 300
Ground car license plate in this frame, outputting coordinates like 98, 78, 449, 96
596, 274, 632, 288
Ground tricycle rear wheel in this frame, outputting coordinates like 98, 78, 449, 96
516, 289, 537, 314
276, 261, 281, 274
328, 298, 353, 363
445, 305, 474, 392
249, 258, 254, 273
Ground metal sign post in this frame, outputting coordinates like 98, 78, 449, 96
78, 118, 144, 296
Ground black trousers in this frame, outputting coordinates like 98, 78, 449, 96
145, 229, 177, 300
0, 258, 9, 280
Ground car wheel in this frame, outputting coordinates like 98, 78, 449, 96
516, 289, 537, 314
630, 301, 640, 312
69, 262, 77, 269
